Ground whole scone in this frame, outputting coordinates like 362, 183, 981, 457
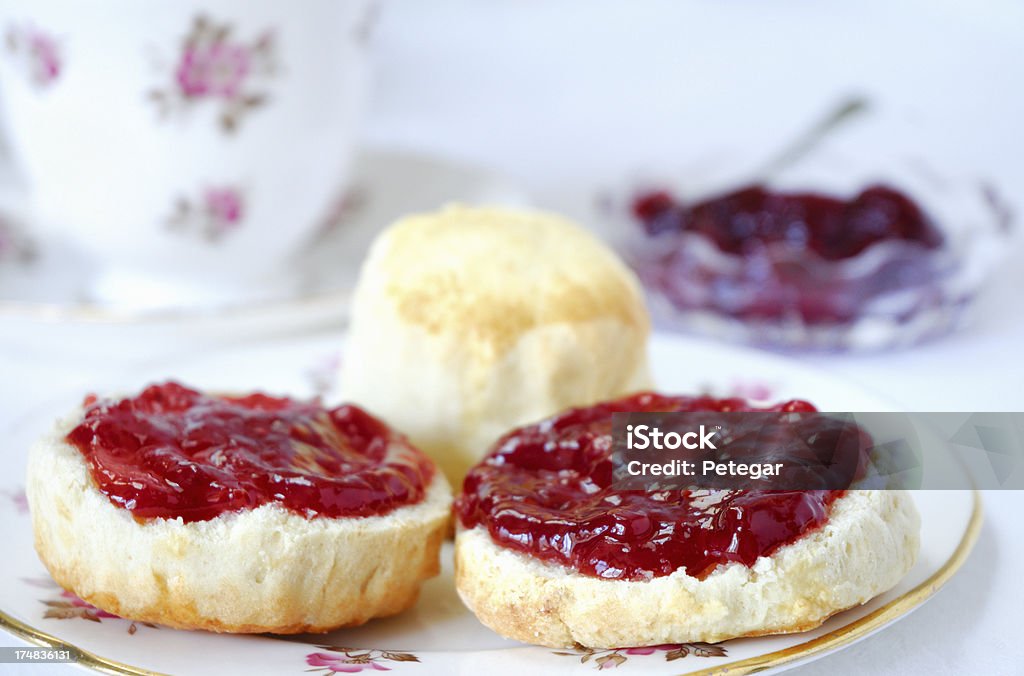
340, 204, 652, 484
453, 393, 921, 648
27, 384, 452, 634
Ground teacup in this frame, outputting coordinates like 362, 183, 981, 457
0, 0, 374, 307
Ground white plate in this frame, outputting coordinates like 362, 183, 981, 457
0, 333, 981, 675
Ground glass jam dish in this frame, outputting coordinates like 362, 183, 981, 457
615, 122, 1013, 351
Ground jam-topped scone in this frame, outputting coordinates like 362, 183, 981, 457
454, 394, 920, 648
27, 382, 451, 634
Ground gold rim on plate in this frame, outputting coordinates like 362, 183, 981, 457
688, 490, 983, 676
0, 491, 983, 676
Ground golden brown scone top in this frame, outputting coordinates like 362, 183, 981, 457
376, 204, 650, 355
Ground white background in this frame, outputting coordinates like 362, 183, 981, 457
2, 1, 1023, 674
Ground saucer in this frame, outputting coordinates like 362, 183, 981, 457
0, 331, 981, 675
0, 148, 527, 328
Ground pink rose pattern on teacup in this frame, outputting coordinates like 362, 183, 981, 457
5, 24, 61, 88
306, 647, 419, 674
554, 642, 727, 669
150, 15, 275, 133
177, 41, 249, 100
166, 185, 245, 242
205, 187, 244, 226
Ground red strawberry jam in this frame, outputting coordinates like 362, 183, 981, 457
629, 184, 947, 327
66, 381, 434, 522
456, 393, 844, 581
632, 184, 943, 261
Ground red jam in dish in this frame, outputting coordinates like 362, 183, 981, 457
456, 393, 843, 581
66, 382, 435, 522
632, 184, 943, 261
628, 185, 948, 328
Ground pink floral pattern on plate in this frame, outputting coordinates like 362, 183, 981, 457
728, 380, 776, 402
26, 577, 156, 634
149, 15, 275, 133
166, 185, 245, 242
5, 24, 61, 87
304, 350, 342, 399
3, 487, 28, 514
306, 646, 419, 673
553, 643, 727, 670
